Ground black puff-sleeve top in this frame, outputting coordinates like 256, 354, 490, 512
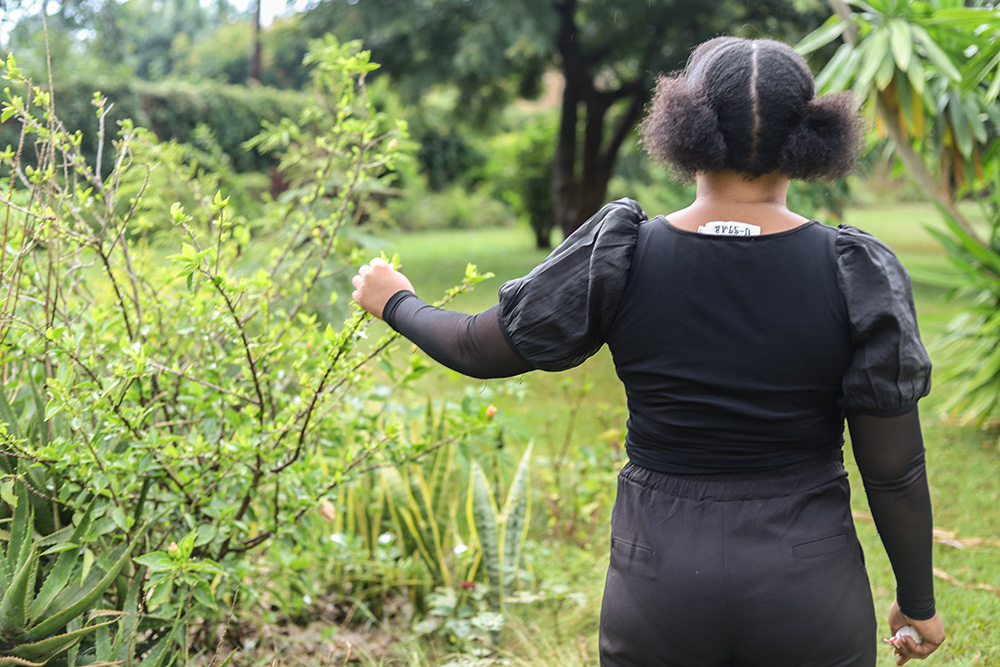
497, 199, 930, 469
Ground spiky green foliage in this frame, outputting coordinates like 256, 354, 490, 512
0, 481, 129, 663
468, 443, 533, 608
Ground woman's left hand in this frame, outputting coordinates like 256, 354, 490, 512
884, 601, 945, 665
351, 257, 415, 320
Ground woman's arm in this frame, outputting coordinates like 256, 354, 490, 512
351, 258, 532, 379
846, 408, 945, 664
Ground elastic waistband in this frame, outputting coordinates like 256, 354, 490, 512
619, 451, 847, 501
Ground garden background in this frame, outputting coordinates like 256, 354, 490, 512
1, 0, 999, 665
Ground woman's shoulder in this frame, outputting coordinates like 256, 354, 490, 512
834, 223, 899, 255
832, 223, 911, 281
496, 198, 647, 371
576, 198, 648, 236
600, 197, 647, 219
833, 223, 919, 338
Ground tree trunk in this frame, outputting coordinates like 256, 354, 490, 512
249, 0, 263, 84
553, 0, 582, 238
569, 88, 647, 234
533, 223, 552, 249
551, 1, 652, 239
554, 79, 581, 238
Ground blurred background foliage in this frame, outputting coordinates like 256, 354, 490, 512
1, 0, 836, 246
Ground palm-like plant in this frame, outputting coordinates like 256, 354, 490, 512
797, 0, 1000, 241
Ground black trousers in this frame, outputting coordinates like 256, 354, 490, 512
599, 455, 876, 667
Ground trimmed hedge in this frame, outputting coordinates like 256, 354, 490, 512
1, 77, 308, 174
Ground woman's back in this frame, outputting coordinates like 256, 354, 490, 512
608, 218, 850, 473
352, 33, 946, 666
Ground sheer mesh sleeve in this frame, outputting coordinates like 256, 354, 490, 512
847, 408, 935, 620
497, 198, 646, 370
382, 291, 533, 379
836, 225, 932, 415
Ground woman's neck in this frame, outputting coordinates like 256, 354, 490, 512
667, 170, 809, 232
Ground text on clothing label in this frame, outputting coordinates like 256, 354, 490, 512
697, 221, 762, 237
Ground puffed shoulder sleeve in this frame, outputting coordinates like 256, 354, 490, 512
497, 198, 646, 371
837, 225, 932, 415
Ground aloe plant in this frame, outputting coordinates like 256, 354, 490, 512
0, 480, 134, 665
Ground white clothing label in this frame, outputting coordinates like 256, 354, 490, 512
697, 221, 762, 237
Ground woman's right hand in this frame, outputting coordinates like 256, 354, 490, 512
351, 257, 415, 320
884, 601, 945, 665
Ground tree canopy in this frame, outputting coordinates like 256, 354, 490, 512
305, 0, 830, 238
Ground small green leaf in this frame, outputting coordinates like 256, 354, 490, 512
110, 507, 128, 532
191, 581, 215, 609
133, 553, 172, 572
889, 20, 912, 72
0, 480, 16, 508
796, 16, 847, 55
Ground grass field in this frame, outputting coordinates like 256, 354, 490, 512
360, 199, 1000, 666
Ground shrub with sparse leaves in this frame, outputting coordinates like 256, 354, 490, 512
0, 37, 493, 659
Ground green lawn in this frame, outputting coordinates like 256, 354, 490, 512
360, 200, 1000, 666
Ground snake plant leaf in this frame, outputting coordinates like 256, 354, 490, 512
499, 442, 532, 597
35, 526, 75, 551
468, 462, 499, 595
4, 618, 116, 661
22, 542, 136, 643
26, 547, 80, 625
0, 543, 35, 638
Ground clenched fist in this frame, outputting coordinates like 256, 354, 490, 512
351, 257, 415, 320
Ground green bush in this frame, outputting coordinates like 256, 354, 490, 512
0, 38, 494, 659
172, 15, 312, 90
925, 160, 1000, 424
0, 75, 307, 178
482, 112, 557, 248
386, 184, 514, 232
401, 87, 490, 194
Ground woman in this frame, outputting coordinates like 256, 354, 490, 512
352, 37, 945, 667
